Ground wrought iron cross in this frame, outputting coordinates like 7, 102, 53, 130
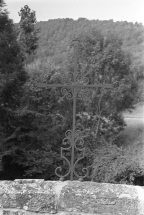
36, 39, 112, 181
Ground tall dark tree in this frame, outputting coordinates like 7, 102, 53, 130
0, 0, 28, 178
17, 5, 40, 62
0, 0, 5, 10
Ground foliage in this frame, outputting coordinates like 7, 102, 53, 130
0, 0, 31, 179
91, 141, 144, 184
17, 5, 40, 62
0, 0, 27, 138
23, 30, 138, 180
68, 30, 137, 144
0, 0, 5, 11
33, 18, 144, 102
35, 19, 144, 79
23, 60, 69, 179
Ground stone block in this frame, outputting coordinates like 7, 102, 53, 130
0, 180, 143, 215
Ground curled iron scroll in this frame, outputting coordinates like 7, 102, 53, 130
73, 130, 89, 179
58, 87, 73, 103
55, 129, 89, 180
55, 130, 72, 180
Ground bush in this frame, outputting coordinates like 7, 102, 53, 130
91, 141, 144, 185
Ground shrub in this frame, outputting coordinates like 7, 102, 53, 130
91, 141, 144, 184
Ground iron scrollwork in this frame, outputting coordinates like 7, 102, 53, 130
55, 130, 89, 181
55, 39, 112, 181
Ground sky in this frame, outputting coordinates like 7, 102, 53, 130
5, 0, 144, 24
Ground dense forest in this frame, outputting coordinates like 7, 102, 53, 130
1, 1, 144, 184
26, 17, 144, 101
35, 18, 144, 81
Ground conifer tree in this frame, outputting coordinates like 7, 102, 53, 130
17, 5, 40, 61
0, 0, 28, 177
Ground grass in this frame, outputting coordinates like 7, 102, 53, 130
118, 119, 144, 146
121, 102, 144, 144
123, 102, 144, 118
117, 103, 144, 165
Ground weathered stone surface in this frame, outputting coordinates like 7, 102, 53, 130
0, 210, 113, 215
0, 180, 56, 213
59, 181, 138, 215
0, 180, 143, 215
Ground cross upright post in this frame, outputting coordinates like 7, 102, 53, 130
70, 40, 78, 180
35, 39, 113, 181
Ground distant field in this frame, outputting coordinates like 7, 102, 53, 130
119, 103, 144, 158
123, 102, 144, 119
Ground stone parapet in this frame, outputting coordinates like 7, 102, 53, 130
0, 179, 143, 215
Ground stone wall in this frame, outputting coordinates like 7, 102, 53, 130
0, 179, 144, 215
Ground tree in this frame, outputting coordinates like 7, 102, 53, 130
17, 5, 40, 62
66, 30, 137, 137
57, 30, 137, 179
0, 0, 29, 179
0, 0, 5, 10
0, 0, 27, 130
0, 3, 55, 180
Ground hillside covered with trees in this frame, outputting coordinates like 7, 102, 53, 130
1, 1, 144, 184
34, 18, 144, 83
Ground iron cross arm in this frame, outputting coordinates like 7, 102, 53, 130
35, 83, 112, 89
